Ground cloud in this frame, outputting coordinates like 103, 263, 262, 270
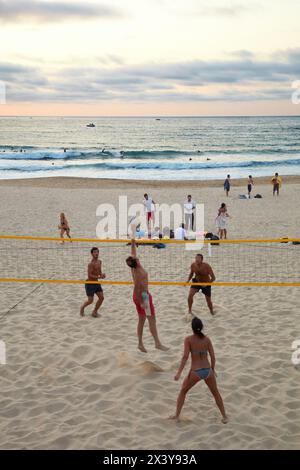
201, 5, 249, 17
0, 0, 123, 24
184, 0, 260, 18
1, 49, 299, 103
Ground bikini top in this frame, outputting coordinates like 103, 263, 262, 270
191, 349, 208, 357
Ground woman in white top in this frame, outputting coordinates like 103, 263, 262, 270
215, 203, 230, 239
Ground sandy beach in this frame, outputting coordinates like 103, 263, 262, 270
0, 176, 299, 450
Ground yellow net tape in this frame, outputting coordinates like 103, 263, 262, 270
0, 235, 299, 287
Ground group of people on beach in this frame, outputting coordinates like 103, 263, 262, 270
143, 192, 230, 240
224, 172, 282, 198
77, 237, 227, 423
56, 170, 282, 424
58, 211, 226, 423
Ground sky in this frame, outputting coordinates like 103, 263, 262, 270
0, 0, 300, 116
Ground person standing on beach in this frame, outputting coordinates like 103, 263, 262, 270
80, 247, 105, 317
224, 175, 231, 197
215, 203, 230, 239
58, 212, 71, 243
143, 193, 156, 237
271, 172, 282, 196
126, 239, 168, 353
184, 195, 196, 231
187, 254, 215, 316
247, 175, 254, 198
171, 317, 228, 423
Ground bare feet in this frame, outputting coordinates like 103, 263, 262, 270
155, 343, 169, 351
91, 311, 100, 318
169, 415, 180, 421
138, 344, 147, 353
222, 415, 229, 424
80, 307, 85, 317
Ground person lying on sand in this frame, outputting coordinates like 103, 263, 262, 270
171, 317, 228, 424
126, 239, 168, 353
80, 247, 105, 318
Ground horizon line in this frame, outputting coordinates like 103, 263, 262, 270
0, 114, 300, 118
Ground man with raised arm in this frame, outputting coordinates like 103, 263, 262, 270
126, 239, 168, 353
187, 254, 216, 316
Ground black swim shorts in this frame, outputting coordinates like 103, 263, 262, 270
191, 278, 211, 297
85, 282, 103, 297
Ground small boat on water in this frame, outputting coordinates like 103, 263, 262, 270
86, 123, 96, 128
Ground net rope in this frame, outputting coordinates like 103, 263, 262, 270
0, 235, 300, 286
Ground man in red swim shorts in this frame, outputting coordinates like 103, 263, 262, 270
126, 239, 168, 353
143, 193, 156, 237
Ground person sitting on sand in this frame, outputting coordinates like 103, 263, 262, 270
171, 317, 228, 423
135, 223, 146, 239
58, 212, 72, 243
271, 172, 282, 196
80, 247, 105, 318
126, 239, 168, 353
215, 203, 229, 239
175, 223, 187, 240
187, 254, 215, 316
152, 226, 161, 239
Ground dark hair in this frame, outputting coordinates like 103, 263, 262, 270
192, 317, 205, 337
196, 253, 203, 259
227, 174, 230, 178
144, 193, 148, 198
275, 173, 278, 176
181, 223, 185, 228
91, 247, 99, 254
126, 256, 137, 268
188, 194, 191, 198
249, 175, 252, 178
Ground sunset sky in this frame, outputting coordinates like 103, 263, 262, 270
0, 0, 300, 115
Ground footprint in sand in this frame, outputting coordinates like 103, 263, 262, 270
138, 361, 164, 374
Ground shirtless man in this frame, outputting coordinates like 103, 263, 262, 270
80, 247, 105, 318
187, 254, 216, 316
126, 239, 168, 353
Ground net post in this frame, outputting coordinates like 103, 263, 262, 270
208, 242, 212, 257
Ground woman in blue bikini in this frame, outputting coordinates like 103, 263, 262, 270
172, 317, 228, 423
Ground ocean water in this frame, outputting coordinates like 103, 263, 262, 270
0, 116, 300, 180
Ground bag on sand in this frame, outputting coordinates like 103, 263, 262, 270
205, 234, 220, 246
205, 232, 214, 239
153, 243, 166, 249
254, 194, 262, 198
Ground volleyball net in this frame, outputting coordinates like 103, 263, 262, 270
0, 235, 299, 287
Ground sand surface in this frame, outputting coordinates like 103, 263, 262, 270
0, 176, 299, 450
